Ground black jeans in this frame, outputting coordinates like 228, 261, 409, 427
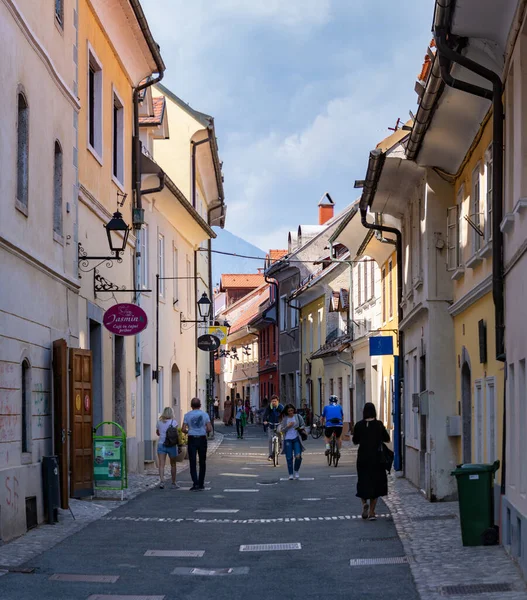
188, 436, 208, 487
236, 419, 244, 438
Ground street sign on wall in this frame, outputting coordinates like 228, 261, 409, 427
369, 336, 394, 356
103, 303, 148, 336
198, 334, 221, 352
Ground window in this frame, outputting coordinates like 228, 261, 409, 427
157, 234, 165, 297
112, 92, 124, 184
290, 300, 298, 329
364, 261, 368, 301
55, 0, 63, 26
21, 359, 31, 453
16, 92, 29, 211
309, 314, 314, 353
280, 296, 287, 331
172, 246, 178, 306
388, 260, 393, 320
357, 262, 362, 306
302, 319, 307, 354
457, 187, 463, 265
338, 377, 343, 403
186, 257, 192, 314
485, 147, 493, 241
53, 141, 63, 236
141, 224, 149, 288
88, 49, 103, 157
329, 378, 334, 395
474, 379, 483, 463
371, 259, 375, 299
446, 205, 459, 271
382, 267, 386, 322
317, 308, 323, 347
471, 166, 482, 254
338, 310, 346, 335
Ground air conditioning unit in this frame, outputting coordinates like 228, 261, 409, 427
304, 362, 311, 375
446, 415, 461, 437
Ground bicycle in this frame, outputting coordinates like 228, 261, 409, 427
326, 430, 340, 468
310, 415, 324, 439
268, 422, 282, 467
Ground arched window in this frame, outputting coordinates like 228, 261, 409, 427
21, 359, 31, 453
17, 93, 29, 211
53, 141, 63, 235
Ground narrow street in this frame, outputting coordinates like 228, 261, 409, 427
0, 425, 418, 600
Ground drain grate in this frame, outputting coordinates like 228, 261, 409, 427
350, 556, 410, 566
412, 514, 457, 521
441, 582, 513, 596
0, 566, 35, 574
256, 480, 279, 485
50, 574, 119, 583
240, 543, 301, 552
359, 536, 399, 542
144, 550, 204, 557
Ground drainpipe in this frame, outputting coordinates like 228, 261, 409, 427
434, 30, 505, 363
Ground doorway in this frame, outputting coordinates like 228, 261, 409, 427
461, 360, 472, 463
89, 320, 103, 429
171, 364, 180, 423
356, 369, 366, 419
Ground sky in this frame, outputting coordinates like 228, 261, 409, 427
141, 0, 436, 251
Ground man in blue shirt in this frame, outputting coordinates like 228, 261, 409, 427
263, 395, 284, 460
321, 395, 344, 456
182, 398, 212, 491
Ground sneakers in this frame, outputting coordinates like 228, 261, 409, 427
361, 503, 369, 519
190, 484, 199, 492
197, 486, 205, 491
159, 481, 165, 489
368, 513, 377, 521
171, 482, 180, 489
288, 474, 294, 480
294, 472, 300, 479
267, 456, 273, 462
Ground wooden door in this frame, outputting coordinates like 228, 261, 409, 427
52, 339, 69, 509
69, 348, 93, 497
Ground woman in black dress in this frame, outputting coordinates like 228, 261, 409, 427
352, 402, 390, 520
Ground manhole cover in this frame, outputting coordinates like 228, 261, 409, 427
412, 514, 457, 521
256, 480, 279, 485
350, 557, 410, 566
441, 582, 513, 596
240, 543, 301, 552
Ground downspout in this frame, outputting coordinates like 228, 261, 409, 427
194, 249, 199, 397
433, 30, 505, 363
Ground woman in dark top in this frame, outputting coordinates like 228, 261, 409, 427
352, 402, 390, 521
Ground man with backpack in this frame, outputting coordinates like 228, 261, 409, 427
182, 398, 212, 491
263, 395, 283, 460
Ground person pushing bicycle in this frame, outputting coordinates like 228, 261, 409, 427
322, 395, 344, 457
263, 395, 283, 461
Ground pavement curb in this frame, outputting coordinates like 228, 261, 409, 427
0, 432, 224, 568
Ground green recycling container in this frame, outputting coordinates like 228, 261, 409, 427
451, 460, 500, 546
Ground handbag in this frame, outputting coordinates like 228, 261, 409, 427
297, 415, 308, 441
378, 442, 394, 473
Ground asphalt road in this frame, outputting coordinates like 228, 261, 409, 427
0, 424, 419, 600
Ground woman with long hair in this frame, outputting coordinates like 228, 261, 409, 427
279, 404, 306, 480
223, 396, 232, 426
352, 402, 390, 520
235, 399, 247, 439
156, 406, 179, 489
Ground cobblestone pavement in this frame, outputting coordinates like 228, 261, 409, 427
385, 473, 527, 600
0, 432, 223, 570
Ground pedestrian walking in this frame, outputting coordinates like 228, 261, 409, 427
263, 395, 283, 460
352, 402, 390, 521
279, 404, 306, 480
214, 397, 220, 420
223, 396, 232, 426
182, 398, 212, 491
235, 399, 246, 439
156, 407, 179, 489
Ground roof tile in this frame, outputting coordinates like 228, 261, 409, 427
139, 97, 165, 126
220, 274, 265, 290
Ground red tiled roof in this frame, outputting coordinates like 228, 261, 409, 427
229, 287, 269, 334
139, 97, 165, 126
220, 274, 265, 290
268, 249, 287, 262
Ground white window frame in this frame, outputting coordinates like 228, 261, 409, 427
388, 260, 393, 320
309, 314, 314, 353
485, 145, 493, 242
357, 262, 362, 306
471, 165, 482, 255
317, 308, 323, 348
186, 257, 192, 315
338, 310, 346, 335
53, 140, 63, 236
280, 296, 287, 331
87, 44, 103, 162
290, 300, 298, 329
173, 245, 179, 307
485, 376, 497, 463
446, 204, 459, 271
112, 87, 125, 187
141, 224, 149, 289
158, 233, 165, 297
474, 379, 484, 463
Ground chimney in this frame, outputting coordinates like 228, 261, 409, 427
318, 192, 335, 225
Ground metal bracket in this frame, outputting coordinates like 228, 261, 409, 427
93, 269, 151, 298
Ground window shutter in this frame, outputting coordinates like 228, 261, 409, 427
446, 205, 458, 271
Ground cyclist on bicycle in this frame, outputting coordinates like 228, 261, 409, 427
322, 395, 344, 457
263, 395, 283, 461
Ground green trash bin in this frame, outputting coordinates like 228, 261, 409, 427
451, 460, 500, 546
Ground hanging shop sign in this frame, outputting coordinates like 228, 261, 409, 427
93, 421, 127, 500
207, 326, 229, 345
197, 334, 221, 352
103, 303, 148, 336
369, 336, 394, 356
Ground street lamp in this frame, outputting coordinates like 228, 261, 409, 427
105, 210, 131, 258
197, 292, 212, 320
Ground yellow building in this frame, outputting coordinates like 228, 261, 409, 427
448, 118, 504, 481
300, 296, 326, 415
77, 0, 164, 479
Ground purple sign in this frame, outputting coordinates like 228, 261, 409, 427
103, 303, 148, 336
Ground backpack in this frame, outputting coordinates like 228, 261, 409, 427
164, 420, 180, 447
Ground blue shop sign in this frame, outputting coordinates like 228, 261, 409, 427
369, 336, 394, 356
